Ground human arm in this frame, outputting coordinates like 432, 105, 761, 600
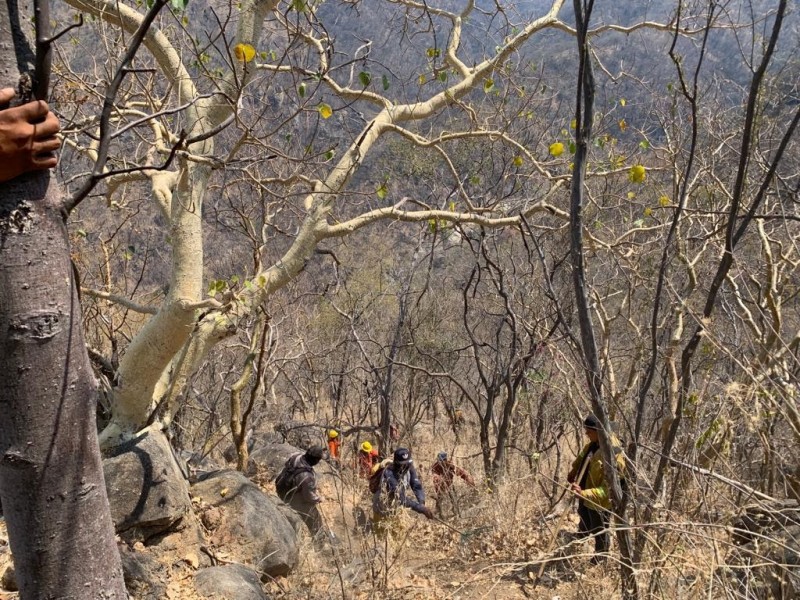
455, 465, 474, 486
297, 472, 322, 504
0, 89, 61, 183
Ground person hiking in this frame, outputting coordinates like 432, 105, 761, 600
276, 445, 327, 538
431, 451, 475, 516
357, 441, 378, 478
327, 429, 341, 466
567, 413, 626, 563
372, 448, 433, 536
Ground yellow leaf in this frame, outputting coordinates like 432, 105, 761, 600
659, 195, 670, 207
549, 142, 564, 157
220, 487, 229, 497
318, 103, 333, 119
627, 191, 636, 199
644, 207, 653, 217
620, 98, 627, 107
418, 73, 426, 85
513, 155, 524, 167
619, 118, 627, 132
234, 43, 256, 63
628, 164, 646, 183
570, 118, 577, 129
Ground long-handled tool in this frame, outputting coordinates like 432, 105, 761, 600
531, 451, 591, 588
432, 515, 491, 544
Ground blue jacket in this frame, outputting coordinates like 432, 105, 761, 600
372, 462, 426, 516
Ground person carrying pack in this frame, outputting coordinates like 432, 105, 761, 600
276, 445, 326, 537
371, 448, 433, 537
567, 414, 626, 563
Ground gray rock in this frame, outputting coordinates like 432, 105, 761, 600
191, 470, 298, 577
1, 564, 16, 592
119, 546, 168, 600
223, 431, 283, 464
103, 430, 192, 543
274, 421, 321, 450
194, 564, 269, 600
249, 443, 302, 480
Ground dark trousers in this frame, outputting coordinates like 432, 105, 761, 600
577, 502, 610, 554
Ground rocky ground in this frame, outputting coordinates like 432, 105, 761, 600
0, 430, 795, 599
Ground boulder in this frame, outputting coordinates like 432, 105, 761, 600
103, 430, 193, 543
250, 443, 337, 482
191, 470, 298, 577
274, 421, 320, 449
249, 443, 302, 480
222, 431, 283, 464
178, 450, 222, 483
194, 564, 269, 600
119, 546, 168, 600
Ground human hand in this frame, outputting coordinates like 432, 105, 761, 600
420, 506, 434, 520
570, 483, 582, 495
0, 88, 61, 183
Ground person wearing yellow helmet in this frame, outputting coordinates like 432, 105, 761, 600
327, 429, 341, 465
358, 441, 377, 478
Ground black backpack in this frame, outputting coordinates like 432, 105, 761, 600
275, 454, 308, 498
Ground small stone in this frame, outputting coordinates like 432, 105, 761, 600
184, 552, 199, 568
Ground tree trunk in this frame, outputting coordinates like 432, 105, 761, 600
0, 2, 125, 597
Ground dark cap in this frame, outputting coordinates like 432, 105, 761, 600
305, 445, 326, 461
583, 413, 600, 430
393, 447, 411, 465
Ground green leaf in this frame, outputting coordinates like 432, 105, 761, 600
376, 183, 388, 200
568, 141, 576, 154
229, 275, 239, 285
437, 71, 447, 83
324, 149, 335, 161
639, 139, 650, 150
76, 229, 87, 237
207, 279, 227, 296
358, 71, 371, 87
382, 74, 390, 91
291, 0, 306, 11
298, 82, 306, 98
483, 79, 494, 93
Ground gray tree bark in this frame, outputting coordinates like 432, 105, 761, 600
0, 1, 126, 597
